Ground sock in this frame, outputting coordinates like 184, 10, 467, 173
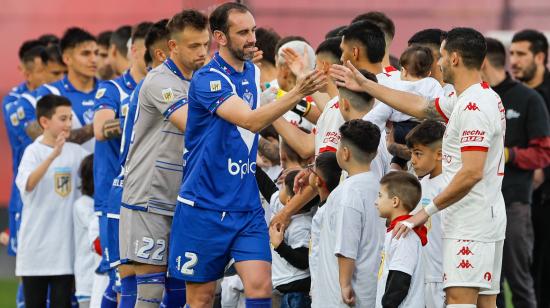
446, 305, 477, 308
245, 297, 272, 308
71, 294, 79, 308
161, 276, 187, 308
100, 272, 117, 308
135, 272, 165, 308
119, 275, 137, 308
16, 283, 24, 308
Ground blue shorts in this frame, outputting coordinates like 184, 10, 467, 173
7, 210, 20, 256
106, 181, 123, 215
168, 204, 271, 283
98, 214, 111, 273
105, 215, 121, 268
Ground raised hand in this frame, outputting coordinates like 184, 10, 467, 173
330, 60, 369, 92
51, 131, 67, 158
294, 70, 328, 98
281, 46, 311, 79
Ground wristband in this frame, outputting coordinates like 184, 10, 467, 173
424, 201, 439, 217
292, 99, 310, 117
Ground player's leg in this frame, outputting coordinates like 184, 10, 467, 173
49, 275, 75, 308
161, 274, 187, 307
118, 264, 137, 308
477, 240, 504, 308
101, 269, 118, 308
185, 281, 218, 307
22, 276, 49, 308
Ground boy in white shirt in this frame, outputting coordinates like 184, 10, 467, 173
313, 119, 385, 308
375, 171, 427, 308
16, 94, 88, 307
406, 120, 447, 308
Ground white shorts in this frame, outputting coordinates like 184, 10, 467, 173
442, 239, 503, 295
425, 282, 445, 308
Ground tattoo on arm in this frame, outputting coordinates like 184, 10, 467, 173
67, 124, 94, 145
424, 100, 445, 121
258, 138, 280, 164
388, 143, 411, 160
102, 119, 122, 139
25, 121, 43, 141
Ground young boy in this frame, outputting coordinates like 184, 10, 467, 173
306, 151, 342, 306
15, 94, 88, 307
375, 171, 428, 308
406, 120, 447, 308
313, 119, 385, 308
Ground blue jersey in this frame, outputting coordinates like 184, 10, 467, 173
94, 70, 135, 213
178, 53, 262, 212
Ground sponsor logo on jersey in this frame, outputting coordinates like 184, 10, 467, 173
464, 102, 480, 111
322, 131, 341, 146
162, 88, 175, 102
54, 167, 72, 197
95, 88, 106, 99
82, 100, 95, 106
227, 157, 256, 179
210, 80, 222, 92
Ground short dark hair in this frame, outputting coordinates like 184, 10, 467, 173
145, 19, 170, 64
512, 29, 549, 65
38, 34, 60, 47
341, 21, 386, 63
20, 45, 47, 66
209, 2, 250, 35
339, 119, 380, 163
408, 28, 447, 48
36, 94, 72, 125
485, 37, 506, 69
280, 129, 309, 167
315, 152, 342, 193
132, 22, 153, 43
283, 170, 300, 198
325, 25, 346, 39
275, 36, 308, 56
97, 30, 113, 48
352, 11, 395, 40
443, 27, 486, 70
405, 119, 445, 149
44, 45, 64, 65
255, 27, 281, 66
400, 45, 433, 78
110, 25, 132, 55
79, 154, 94, 197
60, 27, 96, 53
337, 69, 377, 111
316, 37, 343, 63
168, 9, 209, 38
380, 171, 422, 211
18, 40, 44, 60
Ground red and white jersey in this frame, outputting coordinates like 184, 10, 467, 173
383, 65, 401, 80
435, 82, 506, 242
314, 96, 345, 155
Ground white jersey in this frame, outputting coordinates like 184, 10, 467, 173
365, 73, 412, 132
15, 140, 88, 276
401, 77, 442, 101
376, 228, 425, 308
73, 195, 101, 297
413, 175, 446, 283
269, 193, 312, 288
309, 203, 326, 305
435, 82, 506, 241
383, 65, 401, 80
314, 96, 344, 155
313, 172, 385, 308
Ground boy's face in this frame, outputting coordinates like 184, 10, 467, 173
375, 185, 396, 219
409, 143, 441, 177
278, 185, 292, 206
41, 106, 73, 137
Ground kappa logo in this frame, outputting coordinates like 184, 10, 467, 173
457, 260, 474, 269
457, 246, 474, 256
464, 102, 480, 111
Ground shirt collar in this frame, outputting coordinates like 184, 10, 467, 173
211, 52, 249, 76
164, 58, 190, 81
62, 75, 98, 94
122, 70, 137, 90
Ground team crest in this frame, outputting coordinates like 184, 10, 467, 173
54, 168, 72, 197
243, 92, 254, 107
84, 109, 94, 124
162, 88, 175, 102
10, 113, 19, 126
17, 106, 25, 119
95, 88, 106, 99
210, 80, 222, 92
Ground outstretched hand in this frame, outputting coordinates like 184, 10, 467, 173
330, 60, 369, 92
281, 46, 311, 79
294, 70, 327, 97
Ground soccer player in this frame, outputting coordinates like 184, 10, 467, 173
106, 25, 132, 77
406, 120, 447, 308
118, 10, 209, 307
375, 171, 427, 308
97, 30, 115, 80
16, 94, 89, 308
331, 27, 506, 308
93, 21, 152, 307
509, 29, 550, 307
314, 120, 385, 308
168, 3, 325, 307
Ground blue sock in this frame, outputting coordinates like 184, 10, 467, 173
161, 277, 187, 308
245, 297, 272, 308
101, 273, 118, 308
16, 283, 24, 308
119, 275, 137, 308
71, 294, 79, 308
136, 272, 165, 306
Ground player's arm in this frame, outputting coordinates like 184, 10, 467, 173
93, 109, 120, 141
270, 185, 317, 229
166, 104, 188, 132
272, 118, 315, 159
25, 132, 66, 192
304, 101, 321, 124
67, 124, 94, 144
338, 256, 356, 306
331, 61, 445, 121
216, 70, 326, 133
25, 121, 43, 140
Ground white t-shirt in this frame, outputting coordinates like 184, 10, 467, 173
383, 65, 401, 80
376, 228, 425, 308
401, 77, 442, 101
361, 113, 391, 181
413, 174, 446, 282
314, 96, 345, 155
309, 203, 325, 304
269, 193, 312, 288
365, 73, 412, 131
16, 140, 88, 276
73, 195, 101, 297
435, 82, 506, 242
313, 172, 385, 308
